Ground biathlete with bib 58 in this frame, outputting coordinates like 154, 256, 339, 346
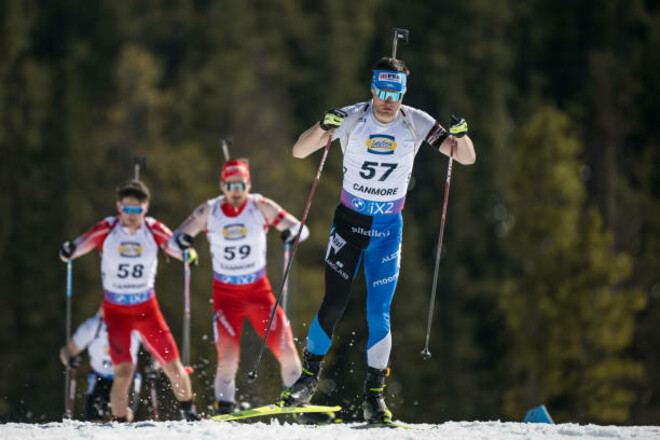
59, 180, 201, 422
169, 159, 308, 415
279, 55, 476, 425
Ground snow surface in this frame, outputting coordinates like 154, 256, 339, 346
1, 419, 659, 440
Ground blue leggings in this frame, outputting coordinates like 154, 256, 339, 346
306, 203, 402, 369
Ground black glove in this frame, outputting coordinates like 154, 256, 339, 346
319, 109, 348, 131
280, 228, 295, 244
449, 114, 468, 138
174, 232, 193, 250
59, 241, 76, 260
68, 355, 82, 369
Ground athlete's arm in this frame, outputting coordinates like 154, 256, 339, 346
59, 340, 83, 366
424, 121, 476, 165
292, 123, 333, 158
173, 203, 209, 237
439, 135, 476, 165
166, 203, 209, 258
256, 197, 310, 241
64, 219, 114, 261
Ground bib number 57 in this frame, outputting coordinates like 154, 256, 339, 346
359, 161, 398, 181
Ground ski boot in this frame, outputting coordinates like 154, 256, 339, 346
214, 400, 235, 415
362, 367, 393, 424
180, 400, 202, 421
279, 350, 324, 407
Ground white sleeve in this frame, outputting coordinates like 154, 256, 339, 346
71, 316, 100, 350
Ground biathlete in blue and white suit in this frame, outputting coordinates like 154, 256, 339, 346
280, 56, 476, 424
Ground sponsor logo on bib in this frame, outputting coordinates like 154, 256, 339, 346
118, 242, 142, 257
222, 224, 248, 240
366, 134, 396, 155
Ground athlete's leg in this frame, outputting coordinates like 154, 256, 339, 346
160, 358, 193, 402
212, 301, 244, 403
363, 215, 403, 370
104, 303, 138, 419
246, 281, 301, 387
109, 362, 135, 420
308, 226, 364, 355
132, 299, 192, 402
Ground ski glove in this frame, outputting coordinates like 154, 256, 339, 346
319, 109, 348, 131
68, 355, 82, 369
173, 232, 193, 251
280, 224, 310, 244
59, 241, 76, 261
185, 248, 199, 266
449, 114, 468, 138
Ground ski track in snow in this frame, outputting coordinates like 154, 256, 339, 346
1, 420, 659, 440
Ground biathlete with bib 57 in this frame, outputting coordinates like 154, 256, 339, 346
279, 55, 476, 425
59, 180, 201, 422
169, 159, 307, 415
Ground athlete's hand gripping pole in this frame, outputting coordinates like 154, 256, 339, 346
63, 259, 74, 419
182, 249, 193, 374
247, 130, 335, 382
420, 138, 457, 360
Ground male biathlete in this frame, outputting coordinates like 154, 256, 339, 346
169, 160, 307, 415
59, 180, 200, 421
280, 57, 476, 424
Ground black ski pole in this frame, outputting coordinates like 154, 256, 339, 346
420, 138, 456, 360
247, 130, 334, 382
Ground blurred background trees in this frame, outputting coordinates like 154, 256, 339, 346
0, 0, 658, 425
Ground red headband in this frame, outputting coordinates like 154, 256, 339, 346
221, 160, 250, 182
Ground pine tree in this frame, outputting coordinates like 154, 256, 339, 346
499, 105, 646, 423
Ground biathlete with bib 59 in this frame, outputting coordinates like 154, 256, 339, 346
169, 159, 307, 415
279, 54, 476, 425
59, 180, 201, 422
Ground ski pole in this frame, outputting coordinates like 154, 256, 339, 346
420, 138, 456, 360
281, 243, 291, 315
146, 357, 161, 421
182, 249, 193, 374
247, 130, 335, 382
63, 259, 73, 419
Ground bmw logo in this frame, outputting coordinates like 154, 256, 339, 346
352, 198, 365, 212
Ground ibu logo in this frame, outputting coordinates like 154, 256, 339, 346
222, 224, 248, 240
118, 242, 142, 257
366, 134, 397, 155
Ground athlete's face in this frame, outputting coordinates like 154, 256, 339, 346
371, 87, 403, 123
221, 176, 251, 207
116, 196, 148, 230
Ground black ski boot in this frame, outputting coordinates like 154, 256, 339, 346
279, 350, 324, 407
180, 400, 202, 421
362, 367, 393, 424
214, 400, 235, 415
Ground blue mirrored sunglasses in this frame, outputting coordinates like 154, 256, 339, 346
121, 205, 145, 215
224, 182, 247, 192
373, 85, 404, 102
